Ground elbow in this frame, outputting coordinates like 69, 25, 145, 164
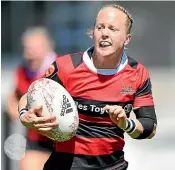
135, 118, 157, 140
147, 124, 157, 139
147, 132, 155, 139
134, 106, 157, 140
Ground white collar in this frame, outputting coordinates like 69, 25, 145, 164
83, 46, 128, 75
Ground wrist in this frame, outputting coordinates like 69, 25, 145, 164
121, 118, 137, 134
19, 108, 28, 119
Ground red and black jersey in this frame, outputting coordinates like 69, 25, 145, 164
44, 47, 154, 170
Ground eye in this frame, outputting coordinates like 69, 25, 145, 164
96, 24, 105, 31
97, 26, 102, 30
97, 26, 103, 31
109, 27, 119, 32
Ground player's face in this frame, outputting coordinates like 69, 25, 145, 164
23, 34, 50, 70
93, 7, 131, 58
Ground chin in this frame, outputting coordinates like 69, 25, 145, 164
98, 49, 114, 58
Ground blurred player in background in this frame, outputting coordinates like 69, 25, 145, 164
7, 26, 57, 170
18, 4, 157, 170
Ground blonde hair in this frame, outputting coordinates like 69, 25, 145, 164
21, 26, 55, 49
87, 4, 133, 38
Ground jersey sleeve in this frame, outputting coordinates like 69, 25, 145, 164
44, 60, 65, 87
133, 64, 154, 108
43, 53, 81, 88
44, 54, 74, 87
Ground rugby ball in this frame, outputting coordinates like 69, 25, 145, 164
27, 78, 79, 142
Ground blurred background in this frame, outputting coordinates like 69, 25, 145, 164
1, 1, 175, 170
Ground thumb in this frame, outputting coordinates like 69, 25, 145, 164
103, 105, 110, 113
34, 105, 43, 117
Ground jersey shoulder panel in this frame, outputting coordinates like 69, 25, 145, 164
136, 62, 151, 89
133, 61, 154, 107
56, 52, 83, 69
127, 56, 139, 69
45, 52, 83, 86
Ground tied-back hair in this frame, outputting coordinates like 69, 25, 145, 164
87, 4, 134, 38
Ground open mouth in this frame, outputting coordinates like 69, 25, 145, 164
99, 41, 112, 48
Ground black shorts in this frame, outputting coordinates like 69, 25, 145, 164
26, 139, 54, 152
43, 151, 128, 170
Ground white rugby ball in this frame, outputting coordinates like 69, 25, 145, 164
27, 78, 79, 142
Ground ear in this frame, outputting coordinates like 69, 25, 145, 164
124, 34, 132, 46
88, 29, 94, 39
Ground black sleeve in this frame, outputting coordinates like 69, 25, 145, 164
134, 106, 157, 139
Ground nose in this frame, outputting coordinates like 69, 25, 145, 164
101, 28, 109, 38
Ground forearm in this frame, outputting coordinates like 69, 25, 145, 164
127, 119, 143, 138
18, 93, 33, 128
134, 117, 157, 139
120, 118, 143, 138
133, 106, 157, 139
18, 93, 28, 125
104, 105, 157, 139
122, 117, 157, 139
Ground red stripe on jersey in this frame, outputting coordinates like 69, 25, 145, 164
54, 136, 124, 155
79, 113, 114, 125
134, 94, 154, 108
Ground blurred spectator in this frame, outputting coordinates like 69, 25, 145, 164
6, 26, 57, 170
